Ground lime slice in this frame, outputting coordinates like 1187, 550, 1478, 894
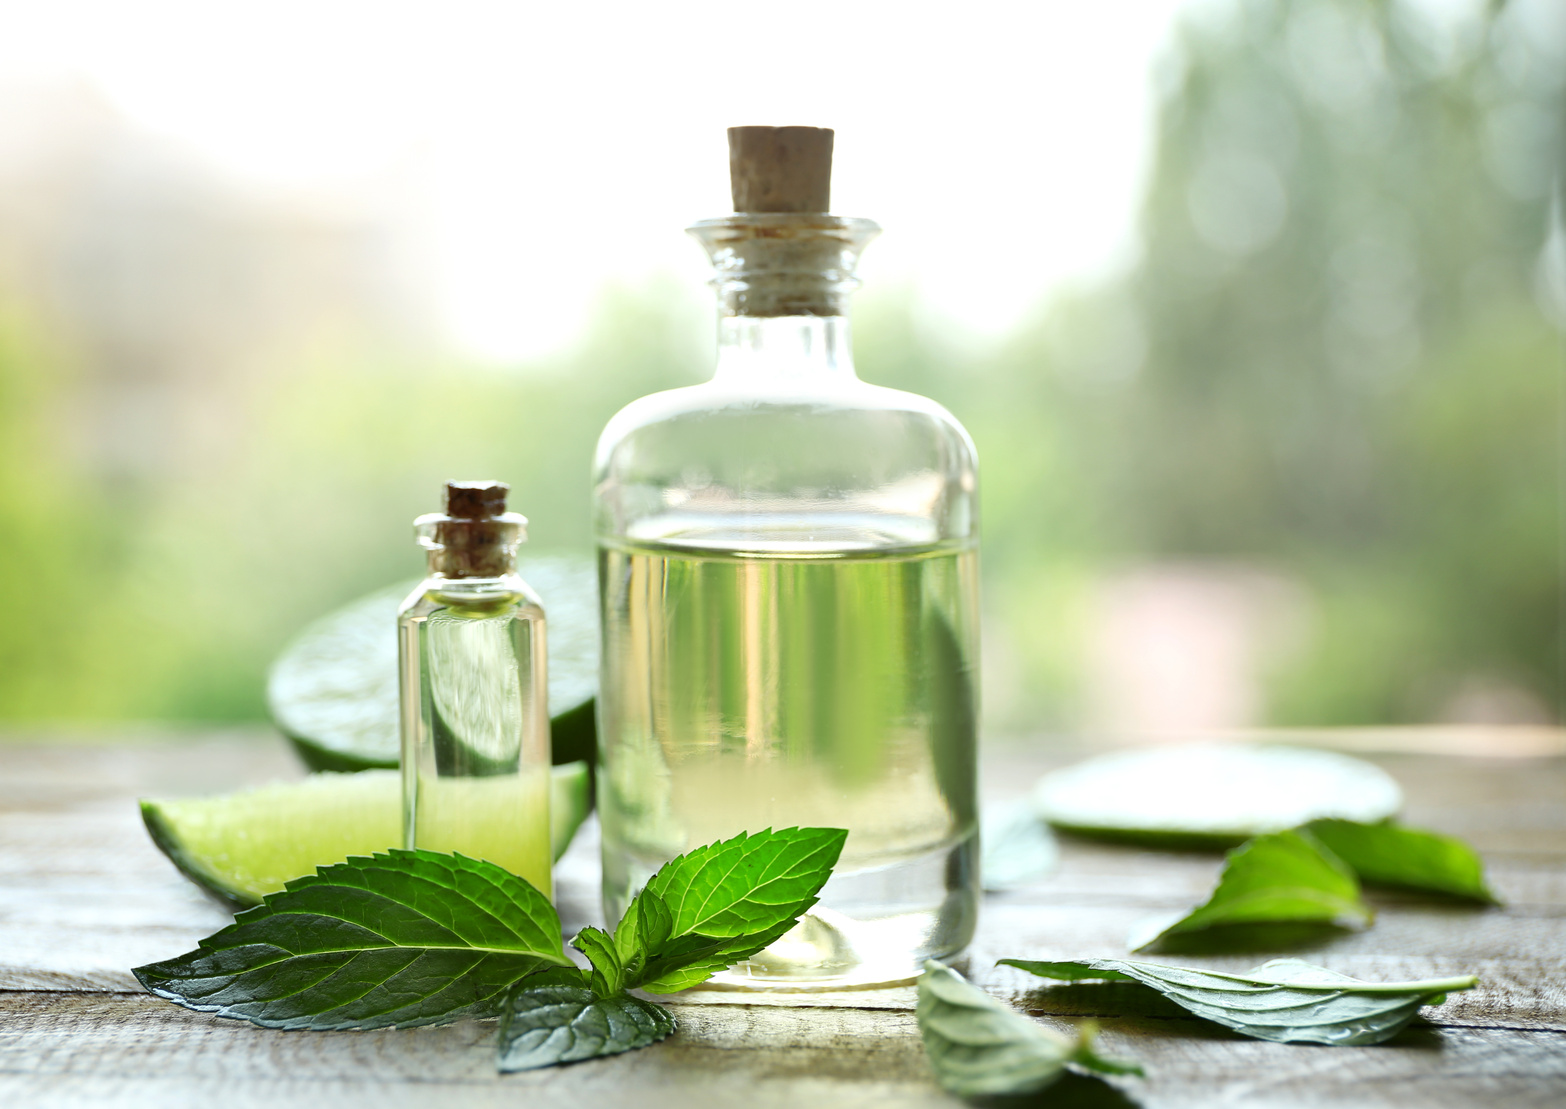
141, 761, 591, 910
1034, 744, 1402, 848
267, 554, 598, 773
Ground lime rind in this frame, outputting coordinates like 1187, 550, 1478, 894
142, 761, 592, 911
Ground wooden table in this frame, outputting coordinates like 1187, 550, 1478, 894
3, 729, 1564, 1107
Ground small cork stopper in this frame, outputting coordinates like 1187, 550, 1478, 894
728, 126, 833, 213
421, 480, 524, 578
445, 480, 508, 519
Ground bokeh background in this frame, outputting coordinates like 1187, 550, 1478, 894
0, 0, 1560, 737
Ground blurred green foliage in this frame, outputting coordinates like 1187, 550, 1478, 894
0, 0, 1558, 730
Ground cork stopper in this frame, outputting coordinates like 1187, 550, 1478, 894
445, 480, 508, 520
728, 126, 834, 213
416, 480, 526, 579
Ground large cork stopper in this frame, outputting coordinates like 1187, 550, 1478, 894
728, 126, 834, 213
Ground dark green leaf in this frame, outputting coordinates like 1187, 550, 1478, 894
1131, 829, 1372, 951
636, 889, 674, 952
623, 826, 848, 994
917, 960, 1142, 1098
497, 983, 675, 1071
1001, 956, 1477, 1046
571, 927, 624, 997
634, 918, 799, 995
1304, 819, 1499, 904
134, 850, 572, 1030
981, 802, 1058, 891
646, 826, 849, 938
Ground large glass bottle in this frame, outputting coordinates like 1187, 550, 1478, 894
399, 480, 553, 895
593, 128, 979, 986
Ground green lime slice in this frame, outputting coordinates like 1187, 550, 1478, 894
267, 554, 598, 773
141, 761, 590, 910
1034, 744, 1403, 849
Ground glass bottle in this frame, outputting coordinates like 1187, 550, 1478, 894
399, 480, 552, 895
592, 127, 980, 986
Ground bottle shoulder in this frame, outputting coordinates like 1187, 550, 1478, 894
398, 576, 546, 622
594, 379, 976, 472
592, 378, 979, 547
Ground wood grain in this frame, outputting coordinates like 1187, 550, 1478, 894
2, 730, 1564, 1107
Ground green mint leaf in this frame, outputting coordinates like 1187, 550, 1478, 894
1304, 819, 1500, 904
618, 826, 847, 993
1001, 956, 1477, 1046
133, 849, 572, 1030
497, 982, 675, 1071
634, 918, 800, 994
1131, 828, 1372, 951
646, 826, 848, 938
637, 889, 674, 952
917, 960, 1141, 1098
571, 927, 625, 997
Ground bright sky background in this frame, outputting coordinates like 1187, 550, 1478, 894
0, 0, 1193, 360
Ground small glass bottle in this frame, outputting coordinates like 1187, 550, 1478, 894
593, 127, 980, 986
399, 480, 552, 895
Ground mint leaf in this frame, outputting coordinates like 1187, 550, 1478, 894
620, 826, 847, 993
498, 982, 675, 1071
1132, 828, 1371, 951
636, 889, 674, 951
917, 960, 1142, 1098
1001, 956, 1477, 1046
572, 927, 625, 997
1304, 819, 1499, 904
646, 826, 849, 938
634, 918, 800, 995
134, 850, 572, 1029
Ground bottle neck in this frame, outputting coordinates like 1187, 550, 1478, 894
689, 214, 879, 385
423, 572, 521, 593
714, 315, 857, 382
414, 513, 526, 578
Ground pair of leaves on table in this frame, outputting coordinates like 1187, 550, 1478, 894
134, 827, 847, 1072
1134, 819, 1497, 952
919, 955, 1477, 1097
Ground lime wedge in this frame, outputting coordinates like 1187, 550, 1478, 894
266, 554, 598, 773
1034, 744, 1402, 848
141, 761, 590, 910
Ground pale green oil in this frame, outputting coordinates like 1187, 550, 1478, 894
399, 585, 552, 895
598, 540, 980, 984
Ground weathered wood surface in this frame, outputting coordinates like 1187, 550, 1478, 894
2, 730, 1564, 1107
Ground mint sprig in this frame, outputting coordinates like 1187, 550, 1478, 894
133, 850, 573, 1030
135, 826, 846, 1071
